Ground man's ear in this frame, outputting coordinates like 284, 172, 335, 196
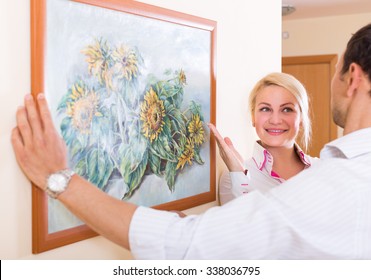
346, 63, 363, 97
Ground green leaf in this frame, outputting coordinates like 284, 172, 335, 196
150, 140, 173, 161
74, 157, 87, 177
86, 148, 114, 189
165, 161, 177, 192
165, 102, 186, 133
57, 93, 70, 111
171, 86, 184, 109
118, 136, 149, 198
164, 69, 172, 76
121, 149, 148, 199
69, 139, 83, 158
147, 118, 176, 162
193, 146, 205, 165
101, 161, 114, 188
148, 151, 162, 176
159, 133, 177, 161
189, 101, 204, 121
163, 84, 177, 98
173, 133, 187, 156
60, 117, 74, 145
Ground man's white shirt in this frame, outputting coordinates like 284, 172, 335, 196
129, 128, 371, 259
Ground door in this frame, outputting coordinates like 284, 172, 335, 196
282, 54, 338, 157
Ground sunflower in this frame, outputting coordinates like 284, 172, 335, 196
81, 39, 112, 87
176, 139, 195, 170
112, 45, 139, 81
140, 87, 166, 142
188, 114, 205, 146
66, 82, 103, 134
178, 69, 187, 86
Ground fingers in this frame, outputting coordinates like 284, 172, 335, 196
11, 127, 25, 160
36, 93, 54, 133
225, 137, 244, 164
24, 94, 42, 137
224, 137, 233, 146
15, 93, 55, 149
15, 106, 32, 148
224, 136, 236, 154
208, 123, 245, 171
208, 123, 226, 147
208, 123, 218, 137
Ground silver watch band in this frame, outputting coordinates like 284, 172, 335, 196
46, 169, 75, 199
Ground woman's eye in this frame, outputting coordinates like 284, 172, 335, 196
259, 107, 270, 112
282, 107, 294, 113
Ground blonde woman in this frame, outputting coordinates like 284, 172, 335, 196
209, 72, 318, 205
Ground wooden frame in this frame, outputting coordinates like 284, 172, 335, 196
31, 0, 216, 253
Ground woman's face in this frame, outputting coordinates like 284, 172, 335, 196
253, 85, 301, 149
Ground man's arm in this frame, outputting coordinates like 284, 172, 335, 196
11, 93, 137, 250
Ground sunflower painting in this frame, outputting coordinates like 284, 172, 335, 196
44, 0, 214, 234
55, 38, 208, 203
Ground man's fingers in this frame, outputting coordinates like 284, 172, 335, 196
11, 127, 24, 150
11, 127, 27, 166
24, 94, 43, 137
36, 94, 54, 133
16, 106, 32, 147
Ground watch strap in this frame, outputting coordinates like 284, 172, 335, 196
46, 169, 75, 199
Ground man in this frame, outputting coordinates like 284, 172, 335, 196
12, 23, 371, 259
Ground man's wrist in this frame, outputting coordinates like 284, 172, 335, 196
45, 169, 75, 199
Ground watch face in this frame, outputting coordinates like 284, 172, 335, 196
48, 173, 67, 192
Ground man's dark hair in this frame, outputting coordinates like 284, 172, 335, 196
342, 23, 371, 80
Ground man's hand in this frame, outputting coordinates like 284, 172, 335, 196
11, 94, 68, 190
208, 123, 245, 172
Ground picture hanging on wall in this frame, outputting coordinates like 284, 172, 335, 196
31, 0, 216, 253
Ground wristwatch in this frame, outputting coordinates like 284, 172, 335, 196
46, 169, 75, 199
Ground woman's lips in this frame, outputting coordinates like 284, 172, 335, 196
265, 129, 287, 135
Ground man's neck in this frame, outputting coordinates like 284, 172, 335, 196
343, 87, 371, 135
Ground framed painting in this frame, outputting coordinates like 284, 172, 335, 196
31, 0, 217, 253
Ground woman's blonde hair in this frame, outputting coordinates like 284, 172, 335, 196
248, 72, 311, 151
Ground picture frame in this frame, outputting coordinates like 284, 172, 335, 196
31, 0, 217, 253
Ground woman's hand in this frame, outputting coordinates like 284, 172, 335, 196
208, 123, 245, 172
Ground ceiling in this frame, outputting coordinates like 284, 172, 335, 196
282, 0, 371, 20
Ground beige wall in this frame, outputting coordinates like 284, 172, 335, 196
0, 0, 281, 259
282, 13, 371, 57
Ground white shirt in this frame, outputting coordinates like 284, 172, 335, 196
219, 142, 317, 205
129, 128, 371, 259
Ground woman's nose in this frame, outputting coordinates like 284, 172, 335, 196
268, 112, 282, 124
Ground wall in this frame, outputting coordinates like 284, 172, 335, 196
0, 0, 281, 259
282, 13, 371, 57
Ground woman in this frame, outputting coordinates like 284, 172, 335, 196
209, 72, 318, 205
